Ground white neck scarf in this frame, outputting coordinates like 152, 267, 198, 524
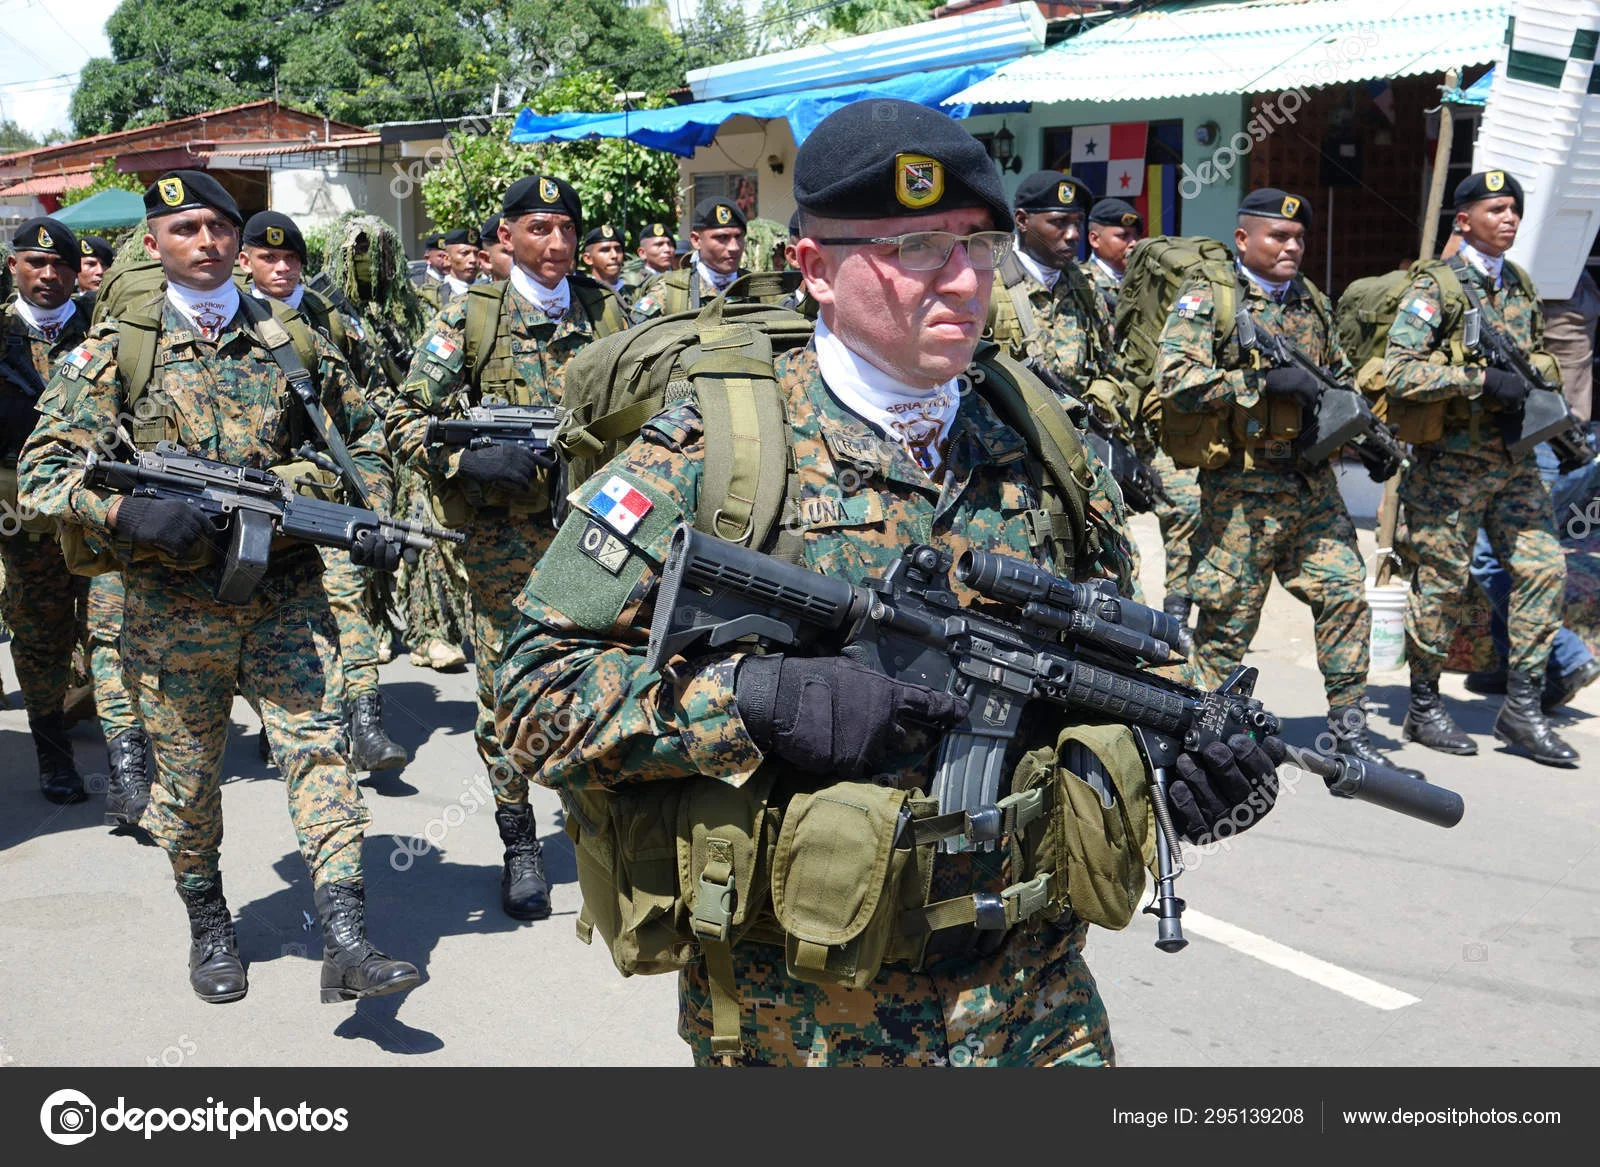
511, 264, 569, 319
696, 258, 737, 292
814, 317, 960, 477
444, 274, 471, 296
1457, 240, 1505, 289
251, 282, 305, 311
1014, 241, 1061, 291
1092, 254, 1124, 284
427, 265, 447, 282
167, 279, 240, 341
14, 296, 77, 342
1238, 261, 1292, 300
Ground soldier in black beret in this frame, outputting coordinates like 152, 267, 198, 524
414, 232, 449, 288
77, 234, 115, 295
1237, 187, 1312, 228
1084, 197, 1143, 314
138, 171, 244, 294
143, 169, 243, 227
632, 197, 765, 320
241, 210, 307, 265
1455, 168, 1524, 218
439, 227, 482, 304
477, 214, 511, 282
581, 224, 625, 296
621, 221, 675, 298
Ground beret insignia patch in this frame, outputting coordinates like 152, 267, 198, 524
1280, 195, 1301, 219
159, 178, 184, 207
1058, 182, 1074, 205
1486, 170, 1505, 192
265, 226, 285, 246
539, 178, 559, 203
714, 205, 732, 226
37, 228, 52, 248
895, 154, 943, 210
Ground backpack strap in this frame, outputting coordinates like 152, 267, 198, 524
114, 305, 163, 408
689, 266, 704, 311
569, 274, 630, 338
463, 281, 510, 395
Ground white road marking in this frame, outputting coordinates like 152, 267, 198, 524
1181, 908, 1421, 1011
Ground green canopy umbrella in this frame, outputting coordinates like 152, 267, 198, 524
52, 188, 145, 231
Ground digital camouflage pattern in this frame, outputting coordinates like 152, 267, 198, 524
1158, 275, 1370, 706
0, 301, 90, 720
18, 298, 391, 889
395, 459, 472, 650
87, 571, 139, 740
319, 549, 381, 698
1386, 260, 1563, 679
1081, 257, 1122, 319
495, 344, 1139, 1065
387, 282, 617, 802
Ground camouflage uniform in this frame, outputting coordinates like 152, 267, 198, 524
87, 571, 139, 740
386, 277, 625, 803
1157, 275, 1370, 708
18, 299, 392, 889
1081, 257, 1121, 319
630, 266, 783, 324
0, 300, 89, 723
1384, 263, 1564, 681
496, 345, 1135, 1066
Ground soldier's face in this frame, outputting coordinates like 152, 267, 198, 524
639, 236, 675, 271
445, 244, 479, 280
478, 241, 513, 282
584, 240, 624, 281
426, 247, 448, 270
504, 213, 577, 287
1014, 208, 1082, 269
240, 245, 302, 298
1456, 196, 1520, 257
78, 256, 106, 293
145, 209, 240, 291
9, 251, 77, 309
1088, 223, 1140, 270
797, 206, 994, 391
692, 227, 745, 275
1234, 216, 1304, 282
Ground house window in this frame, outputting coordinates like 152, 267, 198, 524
693, 172, 758, 223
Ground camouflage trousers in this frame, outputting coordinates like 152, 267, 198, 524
0, 531, 75, 719
1401, 447, 1563, 680
462, 508, 552, 805
319, 548, 381, 698
679, 918, 1112, 1067
87, 571, 139, 740
1188, 464, 1369, 707
395, 461, 471, 648
1135, 426, 1202, 599
123, 555, 369, 888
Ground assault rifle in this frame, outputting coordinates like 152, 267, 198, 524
647, 525, 1463, 952
84, 442, 465, 605
1021, 356, 1168, 513
424, 401, 561, 460
1462, 299, 1596, 471
1234, 309, 1407, 482
305, 271, 415, 385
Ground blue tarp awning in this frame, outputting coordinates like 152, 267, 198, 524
1445, 66, 1494, 106
510, 63, 1019, 157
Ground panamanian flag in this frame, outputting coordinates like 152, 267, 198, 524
1069, 121, 1181, 242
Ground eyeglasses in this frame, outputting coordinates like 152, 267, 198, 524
807, 230, 1013, 271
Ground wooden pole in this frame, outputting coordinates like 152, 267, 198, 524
1375, 67, 1460, 587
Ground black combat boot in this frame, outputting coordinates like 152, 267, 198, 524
30, 711, 86, 804
257, 729, 274, 768
103, 727, 151, 828
1463, 667, 1507, 696
347, 692, 408, 772
313, 880, 422, 1004
1401, 674, 1477, 755
1493, 670, 1580, 767
1162, 593, 1195, 659
1327, 704, 1425, 781
494, 802, 552, 920
176, 880, 248, 1004
1542, 658, 1600, 713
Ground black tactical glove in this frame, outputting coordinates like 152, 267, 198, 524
1481, 368, 1528, 408
456, 443, 540, 490
112, 496, 213, 559
1168, 732, 1286, 846
1355, 439, 1403, 484
735, 653, 969, 781
348, 530, 402, 572
1261, 366, 1324, 408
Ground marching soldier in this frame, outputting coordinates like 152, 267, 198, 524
581, 224, 627, 298
387, 174, 628, 920
620, 221, 676, 301
631, 198, 782, 321
1158, 188, 1420, 776
19, 172, 421, 1006
477, 214, 513, 283
76, 234, 115, 317
1083, 197, 1142, 317
1386, 170, 1577, 766
413, 232, 448, 289
439, 228, 481, 306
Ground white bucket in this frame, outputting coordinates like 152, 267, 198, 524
1367, 581, 1407, 671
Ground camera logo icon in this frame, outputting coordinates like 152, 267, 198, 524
1462, 942, 1489, 963
40, 1088, 96, 1145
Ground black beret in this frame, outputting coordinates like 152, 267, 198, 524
479, 215, 502, 245
1014, 171, 1092, 213
502, 174, 582, 229
1088, 197, 1143, 229
144, 170, 242, 227
636, 222, 672, 245
242, 211, 306, 261
78, 234, 115, 265
443, 227, 480, 247
1238, 187, 1312, 228
1455, 169, 1524, 215
421, 233, 446, 250
11, 217, 78, 265
582, 224, 621, 248
794, 99, 1009, 229
692, 198, 746, 232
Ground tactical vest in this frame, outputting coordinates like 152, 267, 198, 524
985, 252, 1122, 416
0, 304, 88, 537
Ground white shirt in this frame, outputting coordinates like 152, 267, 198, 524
444, 274, 471, 298
1238, 261, 1292, 300
1091, 254, 1124, 285
696, 258, 738, 293
426, 265, 447, 283
814, 317, 960, 477
250, 282, 305, 311
1456, 239, 1505, 289
1014, 241, 1061, 291
14, 296, 78, 342
510, 264, 569, 319
167, 279, 241, 340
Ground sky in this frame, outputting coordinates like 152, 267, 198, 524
0, 0, 120, 137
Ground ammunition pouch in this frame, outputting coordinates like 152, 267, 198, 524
1159, 405, 1232, 470
427, 468, 551, 530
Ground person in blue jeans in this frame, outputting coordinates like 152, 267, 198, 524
1467, 435, 1600, 709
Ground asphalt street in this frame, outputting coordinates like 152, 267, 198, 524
2, 470, 1596, 1067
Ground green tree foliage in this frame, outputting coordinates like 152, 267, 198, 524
56, 161, 146, 208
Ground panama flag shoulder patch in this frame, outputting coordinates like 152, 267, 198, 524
1404, 298, 1439, 325
66, 345, 94, 369
424, 334, 458, 360
589, 475, 654, 536
1175, 292, 1206, 318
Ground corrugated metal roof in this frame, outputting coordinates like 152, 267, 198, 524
205, 135, 381, 159
947, 0, 1512, 105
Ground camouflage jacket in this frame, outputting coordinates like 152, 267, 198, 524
1, 299, 90, 461
18, 297, 391, 535
1383, 257, 1554, 456
495, 342, 1137, 797
1081, 257, 1122, 320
